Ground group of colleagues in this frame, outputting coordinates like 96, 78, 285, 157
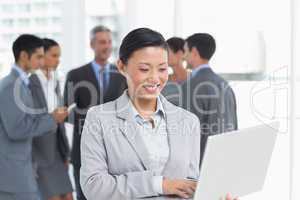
0, 25, 238, 200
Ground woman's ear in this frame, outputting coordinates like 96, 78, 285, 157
117, 59, 126, 77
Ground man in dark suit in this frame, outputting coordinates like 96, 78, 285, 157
181, 33, 238, 166
64, 25, 127, 200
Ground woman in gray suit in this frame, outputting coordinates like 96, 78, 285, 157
80, 28, 237, 200
30, 39, 73, 200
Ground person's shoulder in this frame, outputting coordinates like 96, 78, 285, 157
86, 99, 117, 121
162, 95, 198, 122
67, 62, 92, 76
0, 74, 16, 103
178, 105, 199, 122
204, 68, 229, 83
193, 68, 231, 87
109, 63, 117, 70
109, 63, 123, 75
0, 73, 15, 91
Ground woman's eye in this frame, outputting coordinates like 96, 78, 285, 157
159, 68, 167, 72
139, 68, 149, 72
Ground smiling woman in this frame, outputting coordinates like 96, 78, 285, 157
79, 28, 200, 200
79, 28, 237, 200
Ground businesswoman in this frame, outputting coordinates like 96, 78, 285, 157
80, 28, 236, 200
30, 39, 73, 200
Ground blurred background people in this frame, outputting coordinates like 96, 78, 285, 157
182, 33, 238, 165
63, 25, 127, 200
161, 37, 189, 105
166, 37, 189, 83
0, 34, 68, 200
30, 38, 73, 200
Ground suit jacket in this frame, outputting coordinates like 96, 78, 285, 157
29, 74, 70, 167
0, 69, 57, 193
161, 81, 182, 106
64, 62, 127, 168
80, 91, 201, 200
181, 67, 238, 164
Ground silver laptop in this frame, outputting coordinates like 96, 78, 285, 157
193, 121, 279, 200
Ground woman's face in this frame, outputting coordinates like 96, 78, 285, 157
120, 46, 169, 100
44, 45, 61, 71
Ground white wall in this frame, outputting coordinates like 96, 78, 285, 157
231, 80, 289, 199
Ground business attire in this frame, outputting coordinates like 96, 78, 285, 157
64, 61, 127, 200
80, 91, 201, 200
181, 64, 238, 165
29, 70, 73, 200
161, 81, 182, 106
0, 65, 57, 200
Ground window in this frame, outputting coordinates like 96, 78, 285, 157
33, 2, 48, 11
1, 4, 15, 13
178, 0, 290, 77
34, 17, 48, 26
17, 18, 30, 27
51, 17, 61, 25
18, 4, 30, 13
51, 1, 62, 11
1, 19, 14, 27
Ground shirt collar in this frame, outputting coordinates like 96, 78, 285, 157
91, 60, 110, 73
128, 94, 166, 124
191, 63, 210, 77
35, 69, 57, 85
12, 63, 30, 86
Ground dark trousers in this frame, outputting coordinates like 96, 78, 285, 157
73, 167, 87, 200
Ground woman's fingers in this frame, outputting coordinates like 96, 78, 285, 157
176, 180, 197, 198
226, 193, 231, 200
179, 185, 194, 196
162, 178, 198, 198
219, 193, 239, 200
174, 189, 190, 199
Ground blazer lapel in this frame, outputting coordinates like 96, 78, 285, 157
116, 92, 152, 170
29, 74, 48, 111
160, 95, 189, 178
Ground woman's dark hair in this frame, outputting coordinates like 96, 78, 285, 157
119, 28, 168, 64
43, 38, 59, 52
166, 37, 185, 53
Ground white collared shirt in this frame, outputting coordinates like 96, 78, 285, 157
35, 69, 59, 113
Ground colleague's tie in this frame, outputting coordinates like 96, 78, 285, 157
99, 68, 108, 94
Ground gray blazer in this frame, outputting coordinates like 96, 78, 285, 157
0, 69, 57, 193
181, 68, 238, 164
80, 91, 201, 200
29, 74, 70, 167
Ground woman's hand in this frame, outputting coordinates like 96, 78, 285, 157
219, 193, 239, 200
162, 178, 197, 199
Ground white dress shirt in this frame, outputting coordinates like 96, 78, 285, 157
35, 70, 59, 113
